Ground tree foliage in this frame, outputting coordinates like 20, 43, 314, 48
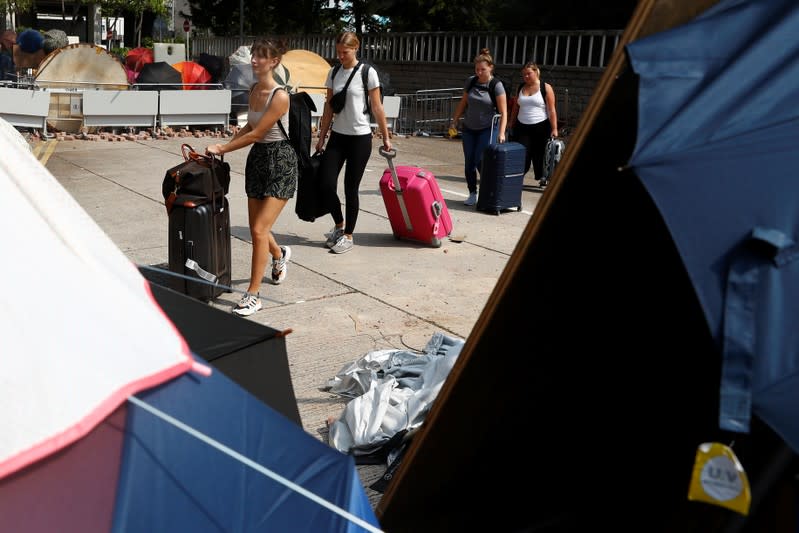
381, 0, 494, 32
187, 0, 344, 36
6, 0, 634, 43
0, 0, 35, 23
490, 0, 639, 31
100, 0, 167, 46
184, 0, 635, 37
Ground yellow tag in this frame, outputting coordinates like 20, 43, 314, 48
448, 127, 458, 139
687, 442, 750, 516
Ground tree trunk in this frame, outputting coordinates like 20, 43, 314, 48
136, 12, 143, 47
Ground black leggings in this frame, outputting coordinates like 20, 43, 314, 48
513, 120, 551, 179
319, 131, 373, 235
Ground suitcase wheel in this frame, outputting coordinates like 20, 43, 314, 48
431, 237, 442, 248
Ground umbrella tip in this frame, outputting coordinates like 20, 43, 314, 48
191, 361, 213, 377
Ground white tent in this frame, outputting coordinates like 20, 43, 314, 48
0, 126, 383, 532
0, 123, 196, 479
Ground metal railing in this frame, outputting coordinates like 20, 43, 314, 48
392, 86, 570, 137
193, 30, 623, 69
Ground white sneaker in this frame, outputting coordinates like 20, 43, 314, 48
325, 227, 344, 248
463, 192, 477, 206
271, 246, 291, 284
330, 235, 354, 254
233, 292, 262, 316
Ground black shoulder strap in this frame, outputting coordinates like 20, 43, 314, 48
361, 63, 372, 114
333, 61, 361, 93
540, 80, 547, 100
468, 76, 499, 109
488, 78, 499, 108
277, 120, 289, 141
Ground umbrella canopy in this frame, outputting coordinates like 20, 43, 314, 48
0, 114, 193, 481
136, 61, 182, 91
0, 117, 31, 152
16, 28, 43, 53
229, 44, 252, 66
125, 46, 154, 72
197, 52, 225, 83
125, 66, 139, 84
627, 0, 799, 450
224, 62, 254, 91
42, 29, 68, 54
281, 49, 331, 94
173, 60, 212, 90
0, 124, 381, 533
225, 49, 291, 91
224, 62, 254, 110
34, 43, 128, 90
144, 279, 303, 426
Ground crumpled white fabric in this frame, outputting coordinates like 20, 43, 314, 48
228, 45, 252, 65
324, 332, 464, 455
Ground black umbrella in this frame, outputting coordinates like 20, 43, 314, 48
135, 61, 182, 91
197, 53, 225, 84
142, 273, 302, 426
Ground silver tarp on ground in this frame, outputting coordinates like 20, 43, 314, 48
324, 332, 464, 456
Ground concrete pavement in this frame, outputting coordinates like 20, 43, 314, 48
38, 131, 545, 507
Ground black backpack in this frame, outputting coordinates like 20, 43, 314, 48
467, 75, 510, 110
277, 89, 330, 222
331, 62, 385, 115
277, 89, 315, 170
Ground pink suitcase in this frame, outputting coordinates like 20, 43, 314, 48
379, 147, 453, 247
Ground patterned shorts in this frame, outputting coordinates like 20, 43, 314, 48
244, 141, 298, 199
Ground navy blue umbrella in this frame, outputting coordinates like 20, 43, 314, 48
627, 0, 799, 450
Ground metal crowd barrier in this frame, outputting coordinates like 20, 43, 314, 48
1, 80, 231, 134
392, 86, 570, 137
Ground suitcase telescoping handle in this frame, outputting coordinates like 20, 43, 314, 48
379, 147, 413, 233
378, 147, 401, 193
489, 113, 500, 145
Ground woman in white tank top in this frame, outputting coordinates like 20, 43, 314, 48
205, 37, 297, 316
509, 62, 559, 185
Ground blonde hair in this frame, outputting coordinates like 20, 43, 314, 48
336, 31, 360, 50
522, 62, 540, 76
474, 48, 494, 68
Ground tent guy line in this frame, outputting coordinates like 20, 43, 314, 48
139, 263, 289, 305
127, 395, 385, 533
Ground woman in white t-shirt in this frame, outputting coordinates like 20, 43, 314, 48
315, 31, 392, 254
509, 62, 558, 185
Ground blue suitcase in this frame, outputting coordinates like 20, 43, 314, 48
477, 141, 526, 215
